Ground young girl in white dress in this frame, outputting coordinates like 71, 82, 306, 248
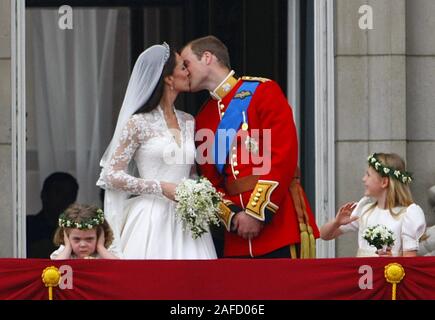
320, 153, 426, 257
97, 43, 217, 259
51, 203, 119, 259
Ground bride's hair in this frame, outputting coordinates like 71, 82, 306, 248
134, 49, 177, 114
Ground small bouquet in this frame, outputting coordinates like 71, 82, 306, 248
174, 177, 222, 239
363, 224, 395, 252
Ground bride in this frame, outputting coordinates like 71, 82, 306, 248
97, 43, 217, 259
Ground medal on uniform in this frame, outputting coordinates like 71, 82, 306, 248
245, 136, 259, 155
241, 111, 249, 131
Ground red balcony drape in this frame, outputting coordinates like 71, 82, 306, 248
1, 257, 434, 300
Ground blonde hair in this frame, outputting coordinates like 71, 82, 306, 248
365, 153, 414, 216
53, 203, 114, 248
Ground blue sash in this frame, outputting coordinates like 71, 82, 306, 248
213, 81, 260, 174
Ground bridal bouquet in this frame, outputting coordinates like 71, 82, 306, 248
363, 224, 395, 251
174, 177, 222, 239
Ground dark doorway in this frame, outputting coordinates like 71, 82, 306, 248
300, 0, 315, 211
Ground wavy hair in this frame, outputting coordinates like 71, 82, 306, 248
53, 203, 114, 248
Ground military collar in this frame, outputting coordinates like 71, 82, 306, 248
210, 70, 239, 101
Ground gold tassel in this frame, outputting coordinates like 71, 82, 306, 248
299, 223, 309, 259
289, 167, 318, 259
290, 244, 298, 259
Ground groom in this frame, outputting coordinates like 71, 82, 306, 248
181, 35, 319, 258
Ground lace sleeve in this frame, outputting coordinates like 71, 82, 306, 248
100, 115, 162, 196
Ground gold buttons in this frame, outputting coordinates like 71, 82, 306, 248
221, 112, 225, 117
234, 170, 240, 176
251, 201, 257, 207
232, 154, 237, 159
233, 161, 238, 166
219, 103, 225, 110
255, 192, 261, 197
254, 197, 259, 201
232, 146, 237, 151
258, 188, 263, 193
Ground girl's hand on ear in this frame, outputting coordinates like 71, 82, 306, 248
63, 231, 71, 248
97, 228, 106, 249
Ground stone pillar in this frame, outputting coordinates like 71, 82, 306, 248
334, 0, 407, 256
0, 0, 13, 257
406, 0, 435, 226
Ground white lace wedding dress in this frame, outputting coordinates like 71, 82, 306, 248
98, 106, 217, 259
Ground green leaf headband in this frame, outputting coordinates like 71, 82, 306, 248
58, 208, 105, 230
367, 153, 413, 184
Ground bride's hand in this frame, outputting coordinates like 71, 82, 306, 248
161, 182, 177, 201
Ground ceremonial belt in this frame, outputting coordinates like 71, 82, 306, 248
225, 175, 259, 196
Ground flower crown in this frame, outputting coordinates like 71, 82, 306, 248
367, 153, 413, 184
58, 208, 105, 230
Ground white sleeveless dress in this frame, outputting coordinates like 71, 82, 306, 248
98, 106, 217, 259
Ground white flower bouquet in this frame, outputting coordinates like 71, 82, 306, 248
363, 224, 395, 252
174, 177, 222, 239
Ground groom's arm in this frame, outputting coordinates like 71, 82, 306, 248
242, 81, 298, 224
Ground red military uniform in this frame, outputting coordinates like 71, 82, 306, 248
195, 72, 319, 257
